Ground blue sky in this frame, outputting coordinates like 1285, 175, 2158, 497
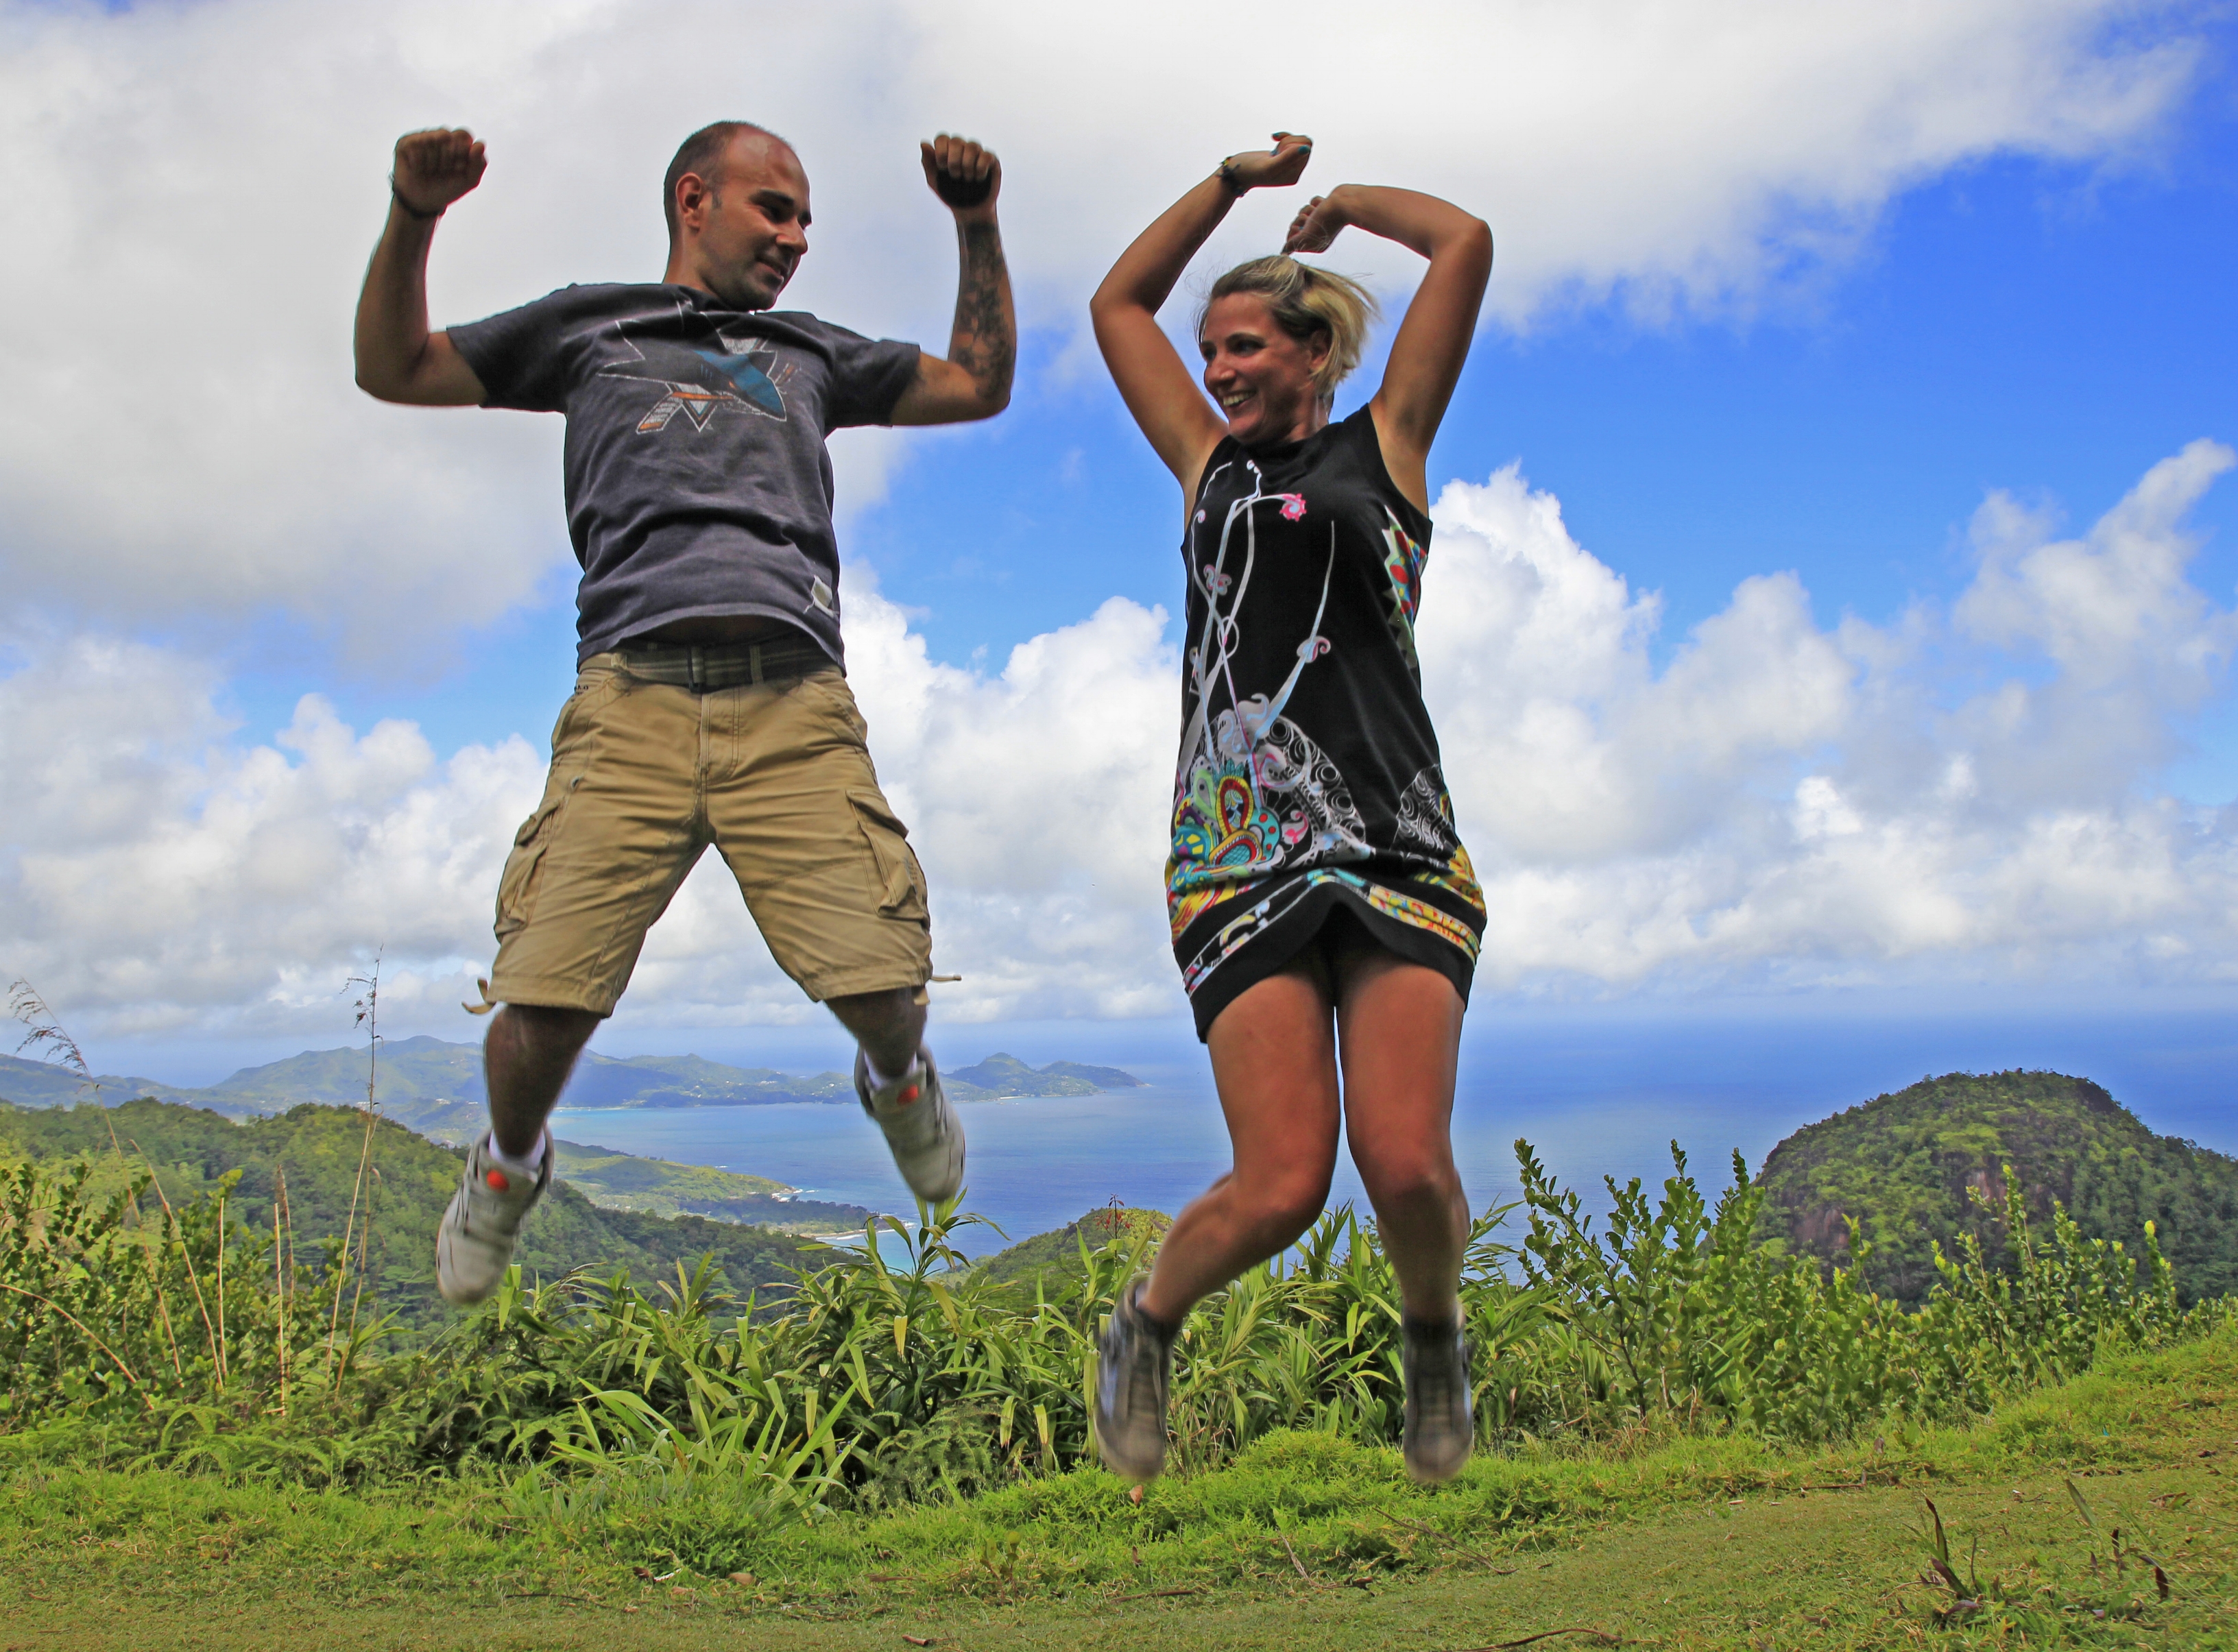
5, 0, 2238, 1071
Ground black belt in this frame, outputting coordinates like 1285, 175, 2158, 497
612, 635, 834, 693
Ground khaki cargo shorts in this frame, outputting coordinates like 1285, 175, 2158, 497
486, 657, 931, 1015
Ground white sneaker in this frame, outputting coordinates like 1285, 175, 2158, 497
1094, 1279, 1175, 1481
435, 1128, 552, 1305
854, 1047, 964, 1204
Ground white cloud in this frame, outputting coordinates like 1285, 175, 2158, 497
0, 635, 544, 1037
0, 0, 2211, 653
613, 583, 1180, 1028
7, 443, 2236, 1041
1422, 441, 2238, 987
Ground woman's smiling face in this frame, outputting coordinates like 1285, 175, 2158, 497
1199, 293, 1332, 448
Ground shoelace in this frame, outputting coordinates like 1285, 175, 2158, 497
1408, 1332, 1463, 1413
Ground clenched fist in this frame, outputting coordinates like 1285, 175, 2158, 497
392, 128, 487, 218
921, 134, 1000, 218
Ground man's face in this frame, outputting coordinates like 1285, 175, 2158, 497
681, 134, 811, 310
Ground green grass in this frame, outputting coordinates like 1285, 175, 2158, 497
4, 1325, 2231, 1649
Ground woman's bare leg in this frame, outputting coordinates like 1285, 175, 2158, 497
1139, 958, 1343, 1322
1332, 949, 1467, 1321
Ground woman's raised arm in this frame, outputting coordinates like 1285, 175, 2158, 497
1284, 185, 1491, 511
1091, 133, 1314, 499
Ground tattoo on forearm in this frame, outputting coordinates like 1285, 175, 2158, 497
949, 221, 1015, 400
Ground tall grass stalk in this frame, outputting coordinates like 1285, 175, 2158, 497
272, 1176, 291, 1413
329, 956, 384, 1379
5, 978, 100, 1100
214, 1191, 228, 1389
0, 1280, 148, 1406
128, 1135, 221, 1375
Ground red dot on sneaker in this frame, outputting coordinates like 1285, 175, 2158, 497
898, 1084, 919, 1105
485, 1169, 510, 1191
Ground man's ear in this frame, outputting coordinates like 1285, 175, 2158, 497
674, 171, 712, 234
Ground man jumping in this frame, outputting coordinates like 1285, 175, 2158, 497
353, 121, 1014, 1304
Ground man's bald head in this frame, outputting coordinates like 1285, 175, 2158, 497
663, 121, 795, 246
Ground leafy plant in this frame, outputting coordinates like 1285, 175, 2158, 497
2, 1137, 2226, 1511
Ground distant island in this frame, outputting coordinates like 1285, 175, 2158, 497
0, 1038, 1146, 1147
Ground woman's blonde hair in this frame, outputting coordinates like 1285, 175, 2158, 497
1199, 256, 1380, 402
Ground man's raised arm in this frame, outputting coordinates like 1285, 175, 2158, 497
890, 134, 1014, 426
354, 128, 491, 406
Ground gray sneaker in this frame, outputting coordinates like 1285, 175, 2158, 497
854, 1047, 964, 1204
435, 1129, 552, 1305
1401, 1317, 1474, 1483
1094, 1280, 1175, 1481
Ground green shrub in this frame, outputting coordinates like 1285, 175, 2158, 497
2, 1139, 2224, 1510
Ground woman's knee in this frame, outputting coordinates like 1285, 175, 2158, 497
1238, 1170, 1334, 1246
1354, 1150, 1461, 1214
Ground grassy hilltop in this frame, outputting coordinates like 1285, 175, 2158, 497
6, 1065, 2236, 1647
1755, 1070, 2238, 1304
5, 1330, 2234, 1649
970, 1204, 1172, 1291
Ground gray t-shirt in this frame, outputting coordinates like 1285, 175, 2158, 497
448, 284, 921, 666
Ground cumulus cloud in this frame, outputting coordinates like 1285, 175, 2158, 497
0, 633, 545, 1036
0, 0, 2211, 652
613, 585, 1181, 1029
6, 444, 2235, 1040
1424, 439, 2238, 986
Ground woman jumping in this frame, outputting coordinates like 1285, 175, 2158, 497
1088, 132, 1493, 1483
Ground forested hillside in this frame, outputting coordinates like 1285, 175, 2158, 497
0, 1099, 817, 1328
1755, 1070, 2238, 1304
969, 1204, 1170, 1291
549, 1139, 879, 1231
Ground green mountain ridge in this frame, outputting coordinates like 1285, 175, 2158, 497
1755, 1069, 2238, 1305
0, 1038, 1145, 1126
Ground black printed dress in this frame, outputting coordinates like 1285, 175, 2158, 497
1168, 405, 1487, 1039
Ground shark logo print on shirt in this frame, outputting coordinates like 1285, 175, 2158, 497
597, 306, 793, 433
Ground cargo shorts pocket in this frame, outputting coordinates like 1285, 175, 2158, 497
847, 790, 928, 921
494, 677, 616, 940
494, 796, 566, 941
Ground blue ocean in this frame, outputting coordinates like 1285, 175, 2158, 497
555, 1004, 2238, 1260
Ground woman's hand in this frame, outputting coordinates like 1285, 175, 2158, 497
1221, 132, 1313, 193
1282, 190, 1351, 256
1092, 131, 1313, 501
